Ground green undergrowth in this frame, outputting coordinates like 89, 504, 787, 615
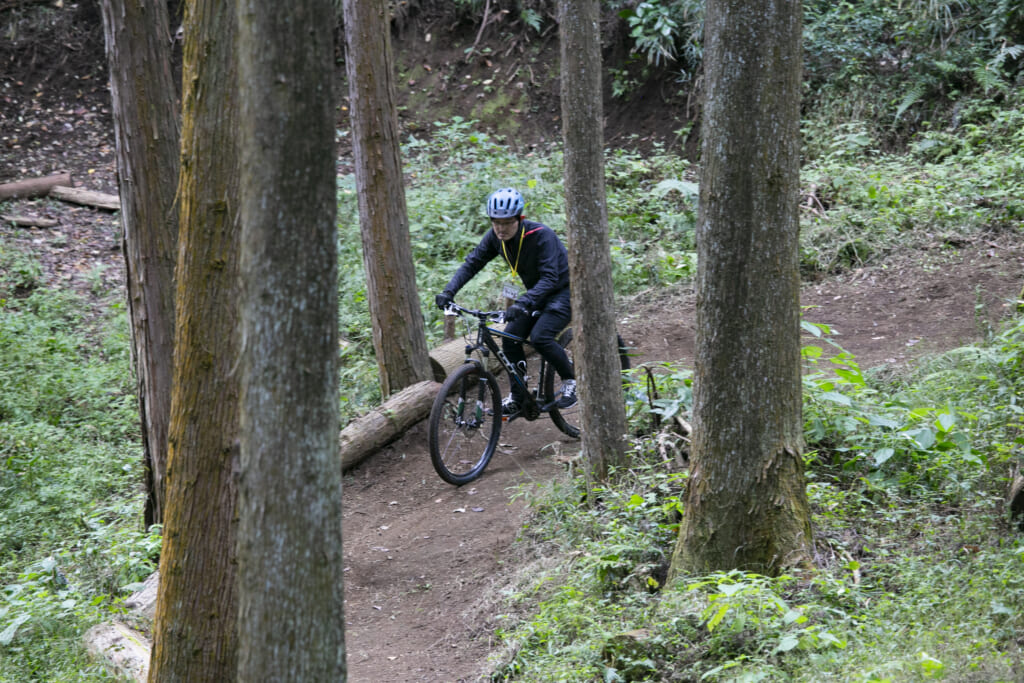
800, 93, 1024, 273
0, 246, 157, 681
487, 321, 1024, 681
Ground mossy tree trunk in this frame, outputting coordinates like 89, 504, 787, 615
98, 0, 179, 528
236, 0, 346, 678
342, 0, 433, 397
559, 0, 628, 485
148, 0, 241, 680
670, 0, 813, 578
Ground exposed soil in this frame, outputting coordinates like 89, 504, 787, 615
3, 5, 1024, 682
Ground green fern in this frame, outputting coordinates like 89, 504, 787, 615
988, 42, 1024, 70
893, 82, 928, 124
972, 59, 1007, 95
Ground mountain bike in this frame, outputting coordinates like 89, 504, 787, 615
428, 301, 630, 485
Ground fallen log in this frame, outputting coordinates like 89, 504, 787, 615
340, 379, 442, 470
82, 623, 149, 682
50, 185, 121, 211
82, 573, 157, 681
1, 214, 59, 228
0, 172, 73, 201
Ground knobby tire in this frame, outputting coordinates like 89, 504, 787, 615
428, 362, 502, 485
545, 330, 631, 438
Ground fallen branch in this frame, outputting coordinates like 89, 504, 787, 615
465, 0, 492, 62
1, 214, 59, 228
0, 173, 73, 201
50, 185, 121, 211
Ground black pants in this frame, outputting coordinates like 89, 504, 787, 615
503, 304, 573, 401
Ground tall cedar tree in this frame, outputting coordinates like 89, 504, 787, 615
559, 0, 628, 484
343, 0, 432, 396
98, 0, 179, 527
236, 0, 347, 677
670, 0, 813, 576
148, 0, 241, 679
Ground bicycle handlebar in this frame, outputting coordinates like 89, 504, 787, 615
443, 302, 506, 324
443, 301, 543, 323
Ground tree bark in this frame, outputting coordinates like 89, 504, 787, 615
0, 172, 73, 200
559, 0, 628, 485
236, 0, 346, 678
98, 0, 179, 529
343, 0, 433, 397
147, 1, 241, 680
670, 0, 812, 577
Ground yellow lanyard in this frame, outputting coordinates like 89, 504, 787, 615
501, 226, 526, 278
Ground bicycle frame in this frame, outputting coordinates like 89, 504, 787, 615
446, 304, 559, 418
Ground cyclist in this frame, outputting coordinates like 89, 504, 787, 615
434, 187, 576, 417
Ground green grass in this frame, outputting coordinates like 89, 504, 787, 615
0, 248, 156, 681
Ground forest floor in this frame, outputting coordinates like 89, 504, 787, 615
3, 10, 1024, 676
3, 97, 1023, 682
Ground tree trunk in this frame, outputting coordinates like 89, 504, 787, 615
343, 0, 433, 397
98, 0, 179, 529
147, 1, 241, 680
236, 0, 346, 678
559, 0, 628, 485
670, 0, 812, 577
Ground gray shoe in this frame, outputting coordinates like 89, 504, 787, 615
556, 379, 577, 409
502, 395, 521, 417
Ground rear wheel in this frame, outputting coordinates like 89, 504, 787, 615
545, 330, 631, 438
428, 363, 502, 485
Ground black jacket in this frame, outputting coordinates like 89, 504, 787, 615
444, 219, 570, 311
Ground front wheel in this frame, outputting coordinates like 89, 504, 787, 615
428, 363, 502, 485
545, 330, 631, 438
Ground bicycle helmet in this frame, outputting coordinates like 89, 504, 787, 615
486, 187, 525, 219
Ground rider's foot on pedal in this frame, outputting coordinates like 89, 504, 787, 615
557, 379, 577, 409
502, 395, 522, 417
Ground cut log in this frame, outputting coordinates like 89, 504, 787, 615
338, 330, 536, 470
0, 173, 73, 201
1, 214, 59, 228
50, 185, 121, 211
340, 380, 442, 470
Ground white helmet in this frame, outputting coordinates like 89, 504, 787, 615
486, 187, 525, 219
